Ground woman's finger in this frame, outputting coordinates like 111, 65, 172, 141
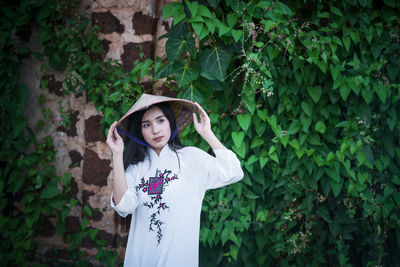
194, 102, 206, 116
107, 122, 115, 141
108, 121, 120, 142
114, 124, 122, 140
194, 103, 209, 123
192, 112, 199, 125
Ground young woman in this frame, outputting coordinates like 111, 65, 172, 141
106, 94, 243, 266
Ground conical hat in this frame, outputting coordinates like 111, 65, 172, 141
117, 93, 197, 133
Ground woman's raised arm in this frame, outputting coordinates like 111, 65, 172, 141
106, 121, 128, 205
192, 102, 226, 150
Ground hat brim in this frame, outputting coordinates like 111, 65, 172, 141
117, 94, 197, 134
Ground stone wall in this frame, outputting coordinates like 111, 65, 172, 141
21, 0, 176, 261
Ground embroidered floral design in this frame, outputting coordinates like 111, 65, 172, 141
135, 169, 178, 244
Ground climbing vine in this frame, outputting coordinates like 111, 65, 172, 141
1, 0, 400, 266
0, 0, 122, 265
160, 0, 400, 266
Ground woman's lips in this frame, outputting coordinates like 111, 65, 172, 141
153, 136, 163, 142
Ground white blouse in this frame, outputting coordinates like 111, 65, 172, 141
111, 145, 243, 267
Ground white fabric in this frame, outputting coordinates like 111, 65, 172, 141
111, 145, 243, 267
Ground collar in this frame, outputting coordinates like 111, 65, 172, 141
147, 144, 174, 159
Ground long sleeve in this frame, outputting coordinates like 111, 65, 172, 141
110, 164, 139, 217
198, 148, 244, 190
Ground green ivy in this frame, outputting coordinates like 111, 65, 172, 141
161, 0, 400, 266
0, 0, 121, 265
2, 0, 400, 266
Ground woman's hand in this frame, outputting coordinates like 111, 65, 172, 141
106, 121, 124, 156
192, 102, 226, 150
192, 102, 212, 138
107, 121, 127, 205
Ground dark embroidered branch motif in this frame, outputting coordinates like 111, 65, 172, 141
135, 169, 178, 244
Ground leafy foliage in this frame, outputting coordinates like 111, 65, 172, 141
0, 0, 123, 265
161, 0, 400, 266
2, 0, 400, 266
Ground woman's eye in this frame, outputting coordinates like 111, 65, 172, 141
142, 123, 150, 128
158, 119, 165, 124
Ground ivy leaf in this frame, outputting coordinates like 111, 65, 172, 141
316, 207, 333, 223
216, 20, 230, 37
301, 101, 313, 117
330, 179, 343, 198
340, 85, 351, 101
204, 18, 216, 34
185, 0, 199, 17
227, 13, 238, 27
288, 120, 300, 135
374, 83, 388, 103
361, 87, 374, 104
294, 71, 303, 85
315, 121, 326, 134
181, 84, 204, 103
246, 155, 258, 166
197, 5, 212, 18
172, 62, 199, 87
163, 2, 186, 24
307, 86, 322, 103
232, 142, 246, 158
383, 201, 394, 219
269, 152, 279, 163
325, 168, 340, 183
165, 38, 195, 61
266, 115, 277, 130
231, 131, 245, 148
321, 176, 331, 197
289, 139, 299, 151
89, 228, 98, 240
159, 23, 187, 39
358, 172, 369, 185
40, 180, 59, 199
330, 6, 343, 16
83, 205, 92, 217
199, 44, 232, 81
386, 63, 400, 81
262, 19, 278, 32
237, 113, 251, 131
251, 137, 264, 148
393, 192, 400, 207
267, 46, 279, 60
343, 36, 350, 52
192, 22, 204, 37
244, 190, 260, 199
356, 152, 366, 165
330, 64, 342, 81
259, 156, 269, 169
300, 113, 312, 132
231, 29, 243, 43
257, 109, 268, 121
197, 25, 209, 40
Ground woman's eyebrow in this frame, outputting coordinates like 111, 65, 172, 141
142, 115, 165, 123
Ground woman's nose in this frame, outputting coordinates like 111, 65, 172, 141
152, 125, 159, 134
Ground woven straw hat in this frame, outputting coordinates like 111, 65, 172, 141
117, 93, 197, 134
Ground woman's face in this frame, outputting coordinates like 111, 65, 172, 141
141, 106, 171, 155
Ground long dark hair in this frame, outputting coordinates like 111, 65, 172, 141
122, 102, 183, 169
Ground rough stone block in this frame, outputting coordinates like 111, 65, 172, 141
92, 11, 124, 34
121, 42, 154, 71
82, 148, 111, 187
84, 115, 106, 143
42, 75, 63, 96
132, 12, 158, 35
56, 110, 79, 137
